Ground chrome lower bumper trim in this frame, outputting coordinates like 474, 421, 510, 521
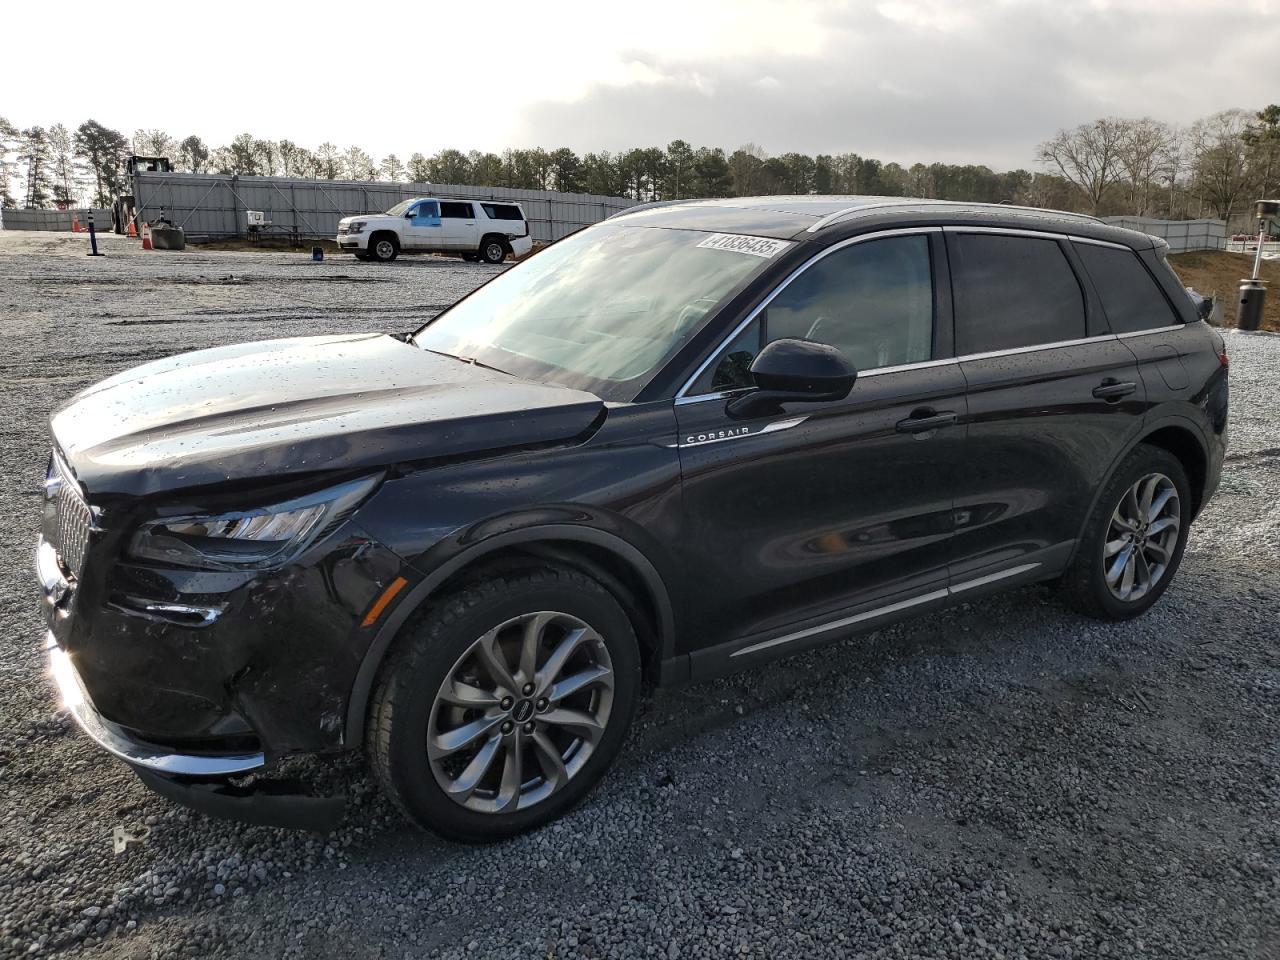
46, 633, 266, 777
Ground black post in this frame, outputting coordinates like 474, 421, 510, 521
1237, 200, 1278, 331
86, 210, 104, 257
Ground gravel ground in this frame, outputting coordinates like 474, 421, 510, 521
0, 230, 1277, 960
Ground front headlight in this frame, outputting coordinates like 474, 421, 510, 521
129, 476, 379, 570
348, 221, 367, 234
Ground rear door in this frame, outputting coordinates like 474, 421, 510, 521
440, 200, 479, 251
945, 228, 1146, 583
1071, 240, 1198, 400
675, 230, 968, 668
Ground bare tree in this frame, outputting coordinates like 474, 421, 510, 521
315, 142, 342, 180
342, 145, 374, 180
1189, 109, 1252, 223
1036, 118, 1128, 213
1116, 117, 1176, 216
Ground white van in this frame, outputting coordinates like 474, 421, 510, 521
336, 198, 533, 263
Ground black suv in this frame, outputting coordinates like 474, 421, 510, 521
37, 197, 1228, 839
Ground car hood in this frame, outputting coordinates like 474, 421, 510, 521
340, 214, 397, 225
51, 333, 605, 500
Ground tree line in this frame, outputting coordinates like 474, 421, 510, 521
1, 107, 1277, 227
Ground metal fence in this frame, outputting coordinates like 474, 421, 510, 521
129, 172, 636, 243
0, 208, 112, 231
1101, 217, 1226, 253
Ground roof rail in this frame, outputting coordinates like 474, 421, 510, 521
808, 198, 1104, 233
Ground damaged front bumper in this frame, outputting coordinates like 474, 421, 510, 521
47, 631, 345, 830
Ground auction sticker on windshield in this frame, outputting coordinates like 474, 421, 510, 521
696, 233, 793, 258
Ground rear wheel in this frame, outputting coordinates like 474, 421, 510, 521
480, 236, 507, 264
367, 566, 640, 841
353, 252, 371, 261
1060, 444, 1191, 620
370, 234, 399, 262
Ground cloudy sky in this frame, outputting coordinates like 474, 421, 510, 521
5, 0, 1276, 171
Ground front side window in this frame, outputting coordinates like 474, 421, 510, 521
701, 235, 934, 392
411, 201, 439, 219
414, 224, 780, 399
1074, 243, 1180, 334
950, 234, 1086, 354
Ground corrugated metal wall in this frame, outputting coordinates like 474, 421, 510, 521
0, 208, 113, 231
131, 172, 636, 243
1101, 217, 1226, 253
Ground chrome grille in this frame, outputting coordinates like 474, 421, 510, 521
47, 454, 93, 579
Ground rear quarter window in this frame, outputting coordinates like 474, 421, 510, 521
482, 204, 524, 221
950, 234, 1086, 354
1074, 243, 1181, 334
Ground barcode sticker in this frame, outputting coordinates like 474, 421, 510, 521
696, 233, 792, 258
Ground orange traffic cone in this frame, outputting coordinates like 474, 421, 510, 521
141, 224, 153, 251
71, 217, 81, 233
127, 219, 137, 238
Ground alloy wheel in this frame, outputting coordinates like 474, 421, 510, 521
1102, 472, 1180, 602
427, 611, 615, 814
485, 242, 504, 262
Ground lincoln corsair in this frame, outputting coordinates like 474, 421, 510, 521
37, 196, 1228, 840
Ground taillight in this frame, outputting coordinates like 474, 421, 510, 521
1219, 349, 1229, 367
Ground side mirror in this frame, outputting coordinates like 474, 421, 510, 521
726, 338, 858, 419
406, 211, 415, 219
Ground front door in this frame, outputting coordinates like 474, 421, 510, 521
675, 230, 967, 669
403, 200, 441, 250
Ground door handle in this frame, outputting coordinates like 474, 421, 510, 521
1092, 379, 1138, 401
895, 409, 958, 434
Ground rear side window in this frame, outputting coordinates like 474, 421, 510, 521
1074, 243, 1181, 334
440, 202, 474, 219
482, 204, 523, 221
950, 234, 1086, 354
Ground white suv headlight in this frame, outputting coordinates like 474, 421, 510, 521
129, 476, 379, 570
347, 221, 367, 234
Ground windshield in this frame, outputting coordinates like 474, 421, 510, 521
384, 199, 416, 216
413, 224, 784, 399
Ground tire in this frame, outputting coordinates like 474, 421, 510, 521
370, 234, 399, 263
479, 236, 507, 264
1059, 444, 1191, 621
353, 252, 371, 262
462, 253, 479, 263
367, 565, 640, 842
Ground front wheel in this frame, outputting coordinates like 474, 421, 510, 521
370, 235, 399, 262
367, 566, 640, 841
1059, 444, 1191, 620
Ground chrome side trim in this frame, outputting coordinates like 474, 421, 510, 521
856, 357, 960, 379
676, 227, 943, 397
730, 561, 1042, 659
959, 334, 1117, 363
732, 588, 950, 658
947, 562, 1042, 593
1116, 324, 1188, 339
942, 225, 1075, 240
47, 636, 265, 776
665, 415, 808, 449
1067, 234, 1132, 251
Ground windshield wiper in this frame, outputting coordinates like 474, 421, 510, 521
421, 347, 511, 377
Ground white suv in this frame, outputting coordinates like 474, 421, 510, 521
337, 198, 533, 264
